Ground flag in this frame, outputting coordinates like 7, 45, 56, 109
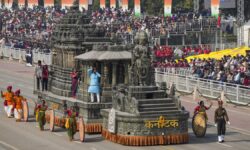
211, 0, 220, 18
18, 0, 25, 7
79, 0, 88, 11
61, 0, 74, 9
44, 0, 54, 7
100, 0, 105, 8
134, 0, 140, 17
122, 0, 128, 10
110, 0, 116, 8
164, 0, 172, 17
28, 0, 38, 8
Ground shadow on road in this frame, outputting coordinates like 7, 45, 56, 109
84, 136, 104, 142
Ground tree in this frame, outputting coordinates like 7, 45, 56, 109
93, 0, 100, 11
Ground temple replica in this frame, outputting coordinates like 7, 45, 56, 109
35, 2, 189, 144
35, 3, 112, 133
101, 31, 189, 146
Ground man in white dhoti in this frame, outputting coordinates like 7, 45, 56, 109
1, 86, 14, 118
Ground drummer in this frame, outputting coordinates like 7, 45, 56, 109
13, 89, 26, 122
194, 100, 213, 120
65, 107, 78, 141
37, 100, 48, 131
1, 86, 14, 118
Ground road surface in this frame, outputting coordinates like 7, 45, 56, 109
0, 60, 249, 150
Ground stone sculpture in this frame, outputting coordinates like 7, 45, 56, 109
130, 31, 152, 86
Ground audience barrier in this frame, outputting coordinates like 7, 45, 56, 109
0, 46, 52, 65
155, 70, 250, 105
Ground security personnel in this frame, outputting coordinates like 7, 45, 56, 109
214, 100, 230, 143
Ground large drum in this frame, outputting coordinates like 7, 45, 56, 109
50, 110, 55, 132
22, 101, 29, 122
78, 117, 85, 142
192, 112, 207, 137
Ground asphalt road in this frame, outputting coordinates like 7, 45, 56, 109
0, 60, 250, 150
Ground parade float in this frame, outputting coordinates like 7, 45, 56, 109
101, 31, 189, 146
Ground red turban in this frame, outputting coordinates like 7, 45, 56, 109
15, 89, 21, 95
7, 86, 12, 90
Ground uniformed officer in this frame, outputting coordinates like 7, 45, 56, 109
214, 100, 230, 143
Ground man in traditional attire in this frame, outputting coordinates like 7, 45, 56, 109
65, 107, 78, 141
37, 100, 48, 131
1, 86, 14, 118
88, 66, 101, 103
194, 100, 212, 121
70, 69, 79, 98
13, 89, 26, 122
214, 100, 230, 143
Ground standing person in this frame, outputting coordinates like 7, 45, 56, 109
42, 65, 49, 92
37, 100, 48, 131
13, 89, 26, 122
88, 66, 101, 103
35, 60, 42, 90
70, 69, 79, 98
65, 107, 77, 141
1, 86, 14, 118
214, 100, 230, 143
194, 100, 213, 121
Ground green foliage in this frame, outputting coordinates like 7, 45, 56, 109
93, 0, 100, 11
172, 0, 193, 10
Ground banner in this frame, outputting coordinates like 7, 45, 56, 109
28, 0, 38, 8
164, 0, 172, 17
61, 0, 74, 9
122, 0, 128, 10
100, 0, 105, 8
134, 0, 140, 17
79, 0, 88, 11
5, 0, 13, 8
18, 0, 25, 7
110, 0, 116, 8
44, 0, 54, 7
211, 0, 220, 17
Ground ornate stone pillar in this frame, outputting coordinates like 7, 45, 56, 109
103, 62, 109, 86
112, 62, 117, 86
124, 63, 129, 85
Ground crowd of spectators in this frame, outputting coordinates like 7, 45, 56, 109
191, 55, 250, 86
153, 45, 212, 66
0, 6, 65, 43
90, 7, 219, 39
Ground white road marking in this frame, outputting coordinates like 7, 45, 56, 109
90, 147, 97, 150
217, 142, 233, 148
74, 141, 82, 144
53, 133, 63, 137
0, 141, 19, 150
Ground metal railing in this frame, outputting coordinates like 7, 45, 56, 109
0, 46, 52, 65
155, 70, 250, 105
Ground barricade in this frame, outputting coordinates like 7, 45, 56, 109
155, 70, 250, 105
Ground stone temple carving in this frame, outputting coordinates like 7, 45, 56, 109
130, 31, 153, 86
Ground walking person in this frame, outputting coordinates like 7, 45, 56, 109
1, 86, 14, 118
88, 66, 101, 103
13, 89, 26, 122
214, 100, 230, 143
42, 65, 49, 92
35, 60, 42, 90
37, 100, 48, 131
194, 100, 213, 121
65, 107, 78, 141
70, 68, 79, 98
